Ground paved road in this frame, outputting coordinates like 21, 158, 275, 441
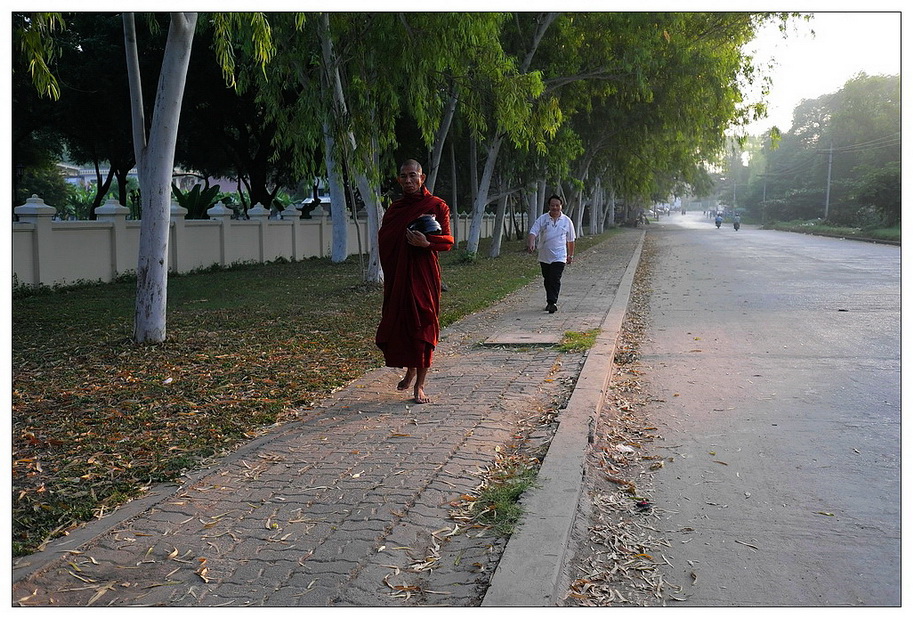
638, 213, 901, 605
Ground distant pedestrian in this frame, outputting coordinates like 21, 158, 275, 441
527, 195, 576, 313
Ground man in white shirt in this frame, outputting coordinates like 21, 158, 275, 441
527, 195, 576, 313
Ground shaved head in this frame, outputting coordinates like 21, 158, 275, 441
400, 159, 423, 174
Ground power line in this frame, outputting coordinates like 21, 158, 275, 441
761, 133, 900, 178
819, 133, 901, 154
765, 158, 822, 178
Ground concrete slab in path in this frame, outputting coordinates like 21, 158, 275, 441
483, 332, 563, 346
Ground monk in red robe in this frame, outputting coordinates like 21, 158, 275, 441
376, 160, 454, 403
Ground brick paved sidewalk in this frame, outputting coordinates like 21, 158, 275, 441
12, 228, 643, 607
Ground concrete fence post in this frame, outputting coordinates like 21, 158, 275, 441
207, 201, 234, 267
169, 201, 189, 273
313, 208, 329, 258
248, 203, 270, 263
247, 203, 270, 220
94, 198, 133, 280
14, 195, 57, 285
281, 205, 302, 260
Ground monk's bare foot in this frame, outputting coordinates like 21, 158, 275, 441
413, 387, 431, 404
397, 369, 415, 391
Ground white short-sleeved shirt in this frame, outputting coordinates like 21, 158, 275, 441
529, 213, 576, 264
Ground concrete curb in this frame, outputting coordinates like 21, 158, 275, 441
482, 230, 645, 606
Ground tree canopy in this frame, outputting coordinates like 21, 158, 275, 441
17, 11, 789, 217
734, 73, 900, 226
16, 10, 800, 340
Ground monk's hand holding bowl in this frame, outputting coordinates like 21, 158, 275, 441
406, 229, 431, 248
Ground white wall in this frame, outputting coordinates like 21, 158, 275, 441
12, 196, 497, 287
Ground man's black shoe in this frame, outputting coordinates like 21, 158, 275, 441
547, 303, 557, 313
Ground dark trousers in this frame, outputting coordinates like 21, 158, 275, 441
539, 261, 566, 305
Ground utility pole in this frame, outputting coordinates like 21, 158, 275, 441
824, 141, 834, 220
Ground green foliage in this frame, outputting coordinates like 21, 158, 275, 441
470, 464, 538, 537
176, 20, 296, 210
15, 160, 71, 208
761, 219, 900, 243
20, 13, 147, 214
761, 188, 826, 222
558, 329, 600, 352
17, 11, 794, 231
863, 226, 901, 242
537, 12, 776, 205
172, 181, 222, 219
204, 12, 275, 96
14, 12, 66, 100
739, 73, 900, 228
271, 189, 294, 212
62, 183, 97, 220
852, 162, 900, 226
456, 250, 479, 265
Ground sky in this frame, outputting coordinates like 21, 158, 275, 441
741, 10, 902, 135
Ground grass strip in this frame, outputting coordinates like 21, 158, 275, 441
558, 329, 600, 352
762, 220, 900, 243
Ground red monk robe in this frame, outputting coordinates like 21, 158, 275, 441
375, 186, 454, 368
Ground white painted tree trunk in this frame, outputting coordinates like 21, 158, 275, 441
465, 135, 502, 255
322, 124, 349, 263
574, 187, 586, 236
317, 15, 352, 265
425, 93, 458, 194
595, 178, 607, 233
488, 187, 509, 258
591, 178, 604, 234
524, 190, 536, 234
125, 12, 197, 344
355, 166, 383, 283
607, 184, 616, 228
524, 179, 545, 234
469, 138, 479, 208
449, 140, 459, 243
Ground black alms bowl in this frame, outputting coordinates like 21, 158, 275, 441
407, 214, 443, 235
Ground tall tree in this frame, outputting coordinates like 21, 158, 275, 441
19, 12, 273, 341
124, 12, 198, 343
548, 13, 774, 213
252, 13, 392, 269
463, 12, 560, 256
741, 72, 899, 225
123, 12, 275, 342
